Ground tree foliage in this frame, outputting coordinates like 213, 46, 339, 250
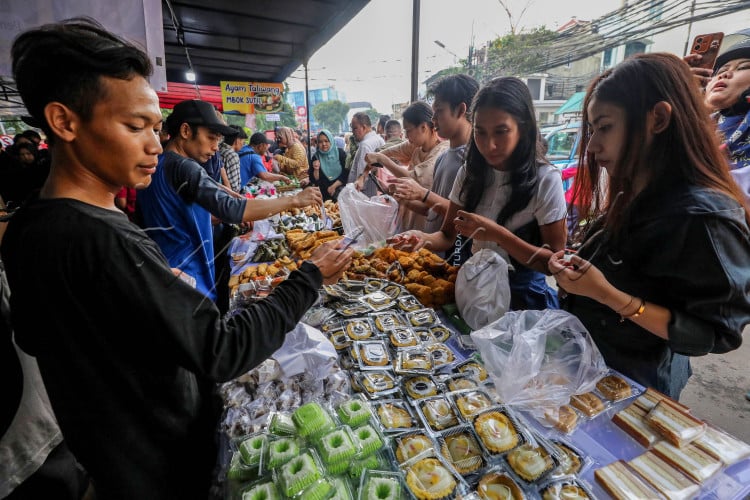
312, 100, 350, 133
484, 26, 557, 80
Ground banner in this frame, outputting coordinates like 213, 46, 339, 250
220, 81, 284, 114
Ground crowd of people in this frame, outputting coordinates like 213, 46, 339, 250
1, 16, 750, 500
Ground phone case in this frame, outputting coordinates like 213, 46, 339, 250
689, 32, 724, 70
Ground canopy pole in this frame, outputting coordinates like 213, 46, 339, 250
410, 0, 420, 102
304, 59, 311, 163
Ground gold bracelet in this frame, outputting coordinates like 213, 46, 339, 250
620, 298, 645, 323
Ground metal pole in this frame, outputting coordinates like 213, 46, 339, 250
304, 60, 311, 163
683, 0, 697, 56
410, 0, 420, 102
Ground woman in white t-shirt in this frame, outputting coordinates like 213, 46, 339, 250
390, 77, 567, 309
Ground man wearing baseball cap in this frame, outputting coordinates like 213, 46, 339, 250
139, 99, 322, 302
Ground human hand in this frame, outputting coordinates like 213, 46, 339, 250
392, 177, 424, 202
364, 152, 382, 166
279, 175, 291, 183
683, 54, 713, 88
453, 210, 499, 242
308, 240, 354, 285
327, 183, 339, 197
548, 250, 612, 302
387, 230, 426, 251
355, 176, 365, 192
294, 186, 322, 208
299, 178, 310, 188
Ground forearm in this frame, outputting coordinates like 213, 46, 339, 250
220, 168, 231, 189
401, 199, 429, 216
258, 171, 287, 183
379, 156, 409, 178
596, 287, 671, 340
242, 196, 304, 222
424, 229, 454, 253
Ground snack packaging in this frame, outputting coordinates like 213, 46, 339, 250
414, 396, 461, 433
693, 424, 750, 465
651, 441, 722, 483
612, 403, 662, 448
627, 450, 700, 500
594, 460, 665, 500
645, 401, 706, 448
437, 425, 486, 476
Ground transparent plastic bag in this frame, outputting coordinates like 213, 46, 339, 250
470, 309, 608, 414
337, 184, 399, 250
455, 249, 511, 330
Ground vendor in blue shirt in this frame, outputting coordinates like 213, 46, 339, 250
232, 127, 290, 188
139, 100, 322, 301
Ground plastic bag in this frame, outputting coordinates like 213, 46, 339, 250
272, 323, 338, 379
455, 249, 511, 330
337, 184, 399, 250
470, 309, 608, 414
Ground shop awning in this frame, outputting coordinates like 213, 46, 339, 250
163, 0, 370, 85
156, 82, 222, 110
554, 91, 586, 115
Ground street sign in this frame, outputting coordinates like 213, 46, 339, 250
266, 113, 281, 122
296, 106, 307, 117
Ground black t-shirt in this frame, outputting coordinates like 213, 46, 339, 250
2, 197, 322, 499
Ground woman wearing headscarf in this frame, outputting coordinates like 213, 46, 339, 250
274, 126, 309, 183
309, 130, 348, 201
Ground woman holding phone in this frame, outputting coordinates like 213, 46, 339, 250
390, 78, 567, 310
549, 53, 750, 398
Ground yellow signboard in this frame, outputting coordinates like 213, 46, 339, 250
220, 81, 284, 114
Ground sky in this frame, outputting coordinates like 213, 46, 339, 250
287, 0, 628, 113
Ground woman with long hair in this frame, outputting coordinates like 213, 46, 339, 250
391, 78, 567, 309
274, 126, 308, 183
549, 53, 750, 398
364, 101, 448, 232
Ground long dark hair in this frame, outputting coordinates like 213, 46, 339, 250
460, 77, 545, 225
570, 52, 750, 239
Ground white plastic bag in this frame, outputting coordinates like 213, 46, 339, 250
272, 323, 337, 379
471, 309, 609, 414
455, 249, 511, 330
337, 184, 399, 250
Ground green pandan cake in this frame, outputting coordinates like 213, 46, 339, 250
299, 479, 333, 500
293, 402, 335, 437
239, 434, 267, 466
364, 477, 401, 500
279, 452, 322, 497
329, 476, 354, 500
267, 437, 299, 469
337, 399, 373, 427
353, 424, 384, 457
227, 452, 257, 482
348, 453, 380, 479
319, 428, 357, 466
241, 481, 281, 500
268, 412, 296, 436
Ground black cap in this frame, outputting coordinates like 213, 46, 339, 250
168, 100, 235, 136
228, 124, 248, 140
715, 38, 750, 72
250, 132, 273, 145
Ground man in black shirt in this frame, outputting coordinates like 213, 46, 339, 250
2, 18, 352, 499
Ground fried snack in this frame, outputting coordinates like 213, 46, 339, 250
645, 401, 706, 447
612, 403, 661, 448
544, 405, 579, 434
595, 460, 663, 500
596, 374, 632, 401
628, 451, 699, 500
651, 441, 722, 483
569, 392, 605, 418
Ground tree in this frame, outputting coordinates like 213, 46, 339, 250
484, 26, 557, 80
364, 108, 380, 128
496, 0, 535, 35
312, 100, 349, 134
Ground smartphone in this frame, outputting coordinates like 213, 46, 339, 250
689, 32, 724, 70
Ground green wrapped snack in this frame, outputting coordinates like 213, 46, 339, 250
239, 434, 267, 466
293, 402, 335, 437
267, 437, 299, 469
337, 399, 373, 427
268, 412, 297, 437
227, 452, 258, 482
279, 452, 322, 497
240, 481, 281, 500
348, 453, 380, 479
353, 424, 384, 457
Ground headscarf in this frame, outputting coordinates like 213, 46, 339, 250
316, 130, 342, 180
717, 111, 750, 170
276, 127, 297, 147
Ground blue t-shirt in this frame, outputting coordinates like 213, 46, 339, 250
238, 145, 266, 187
138, 152, 246, 301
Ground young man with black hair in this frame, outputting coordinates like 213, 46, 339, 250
3, 18, 352, 499
234, 130, 290, 187
138, 99, 321, 301
391, 74, 479, 262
